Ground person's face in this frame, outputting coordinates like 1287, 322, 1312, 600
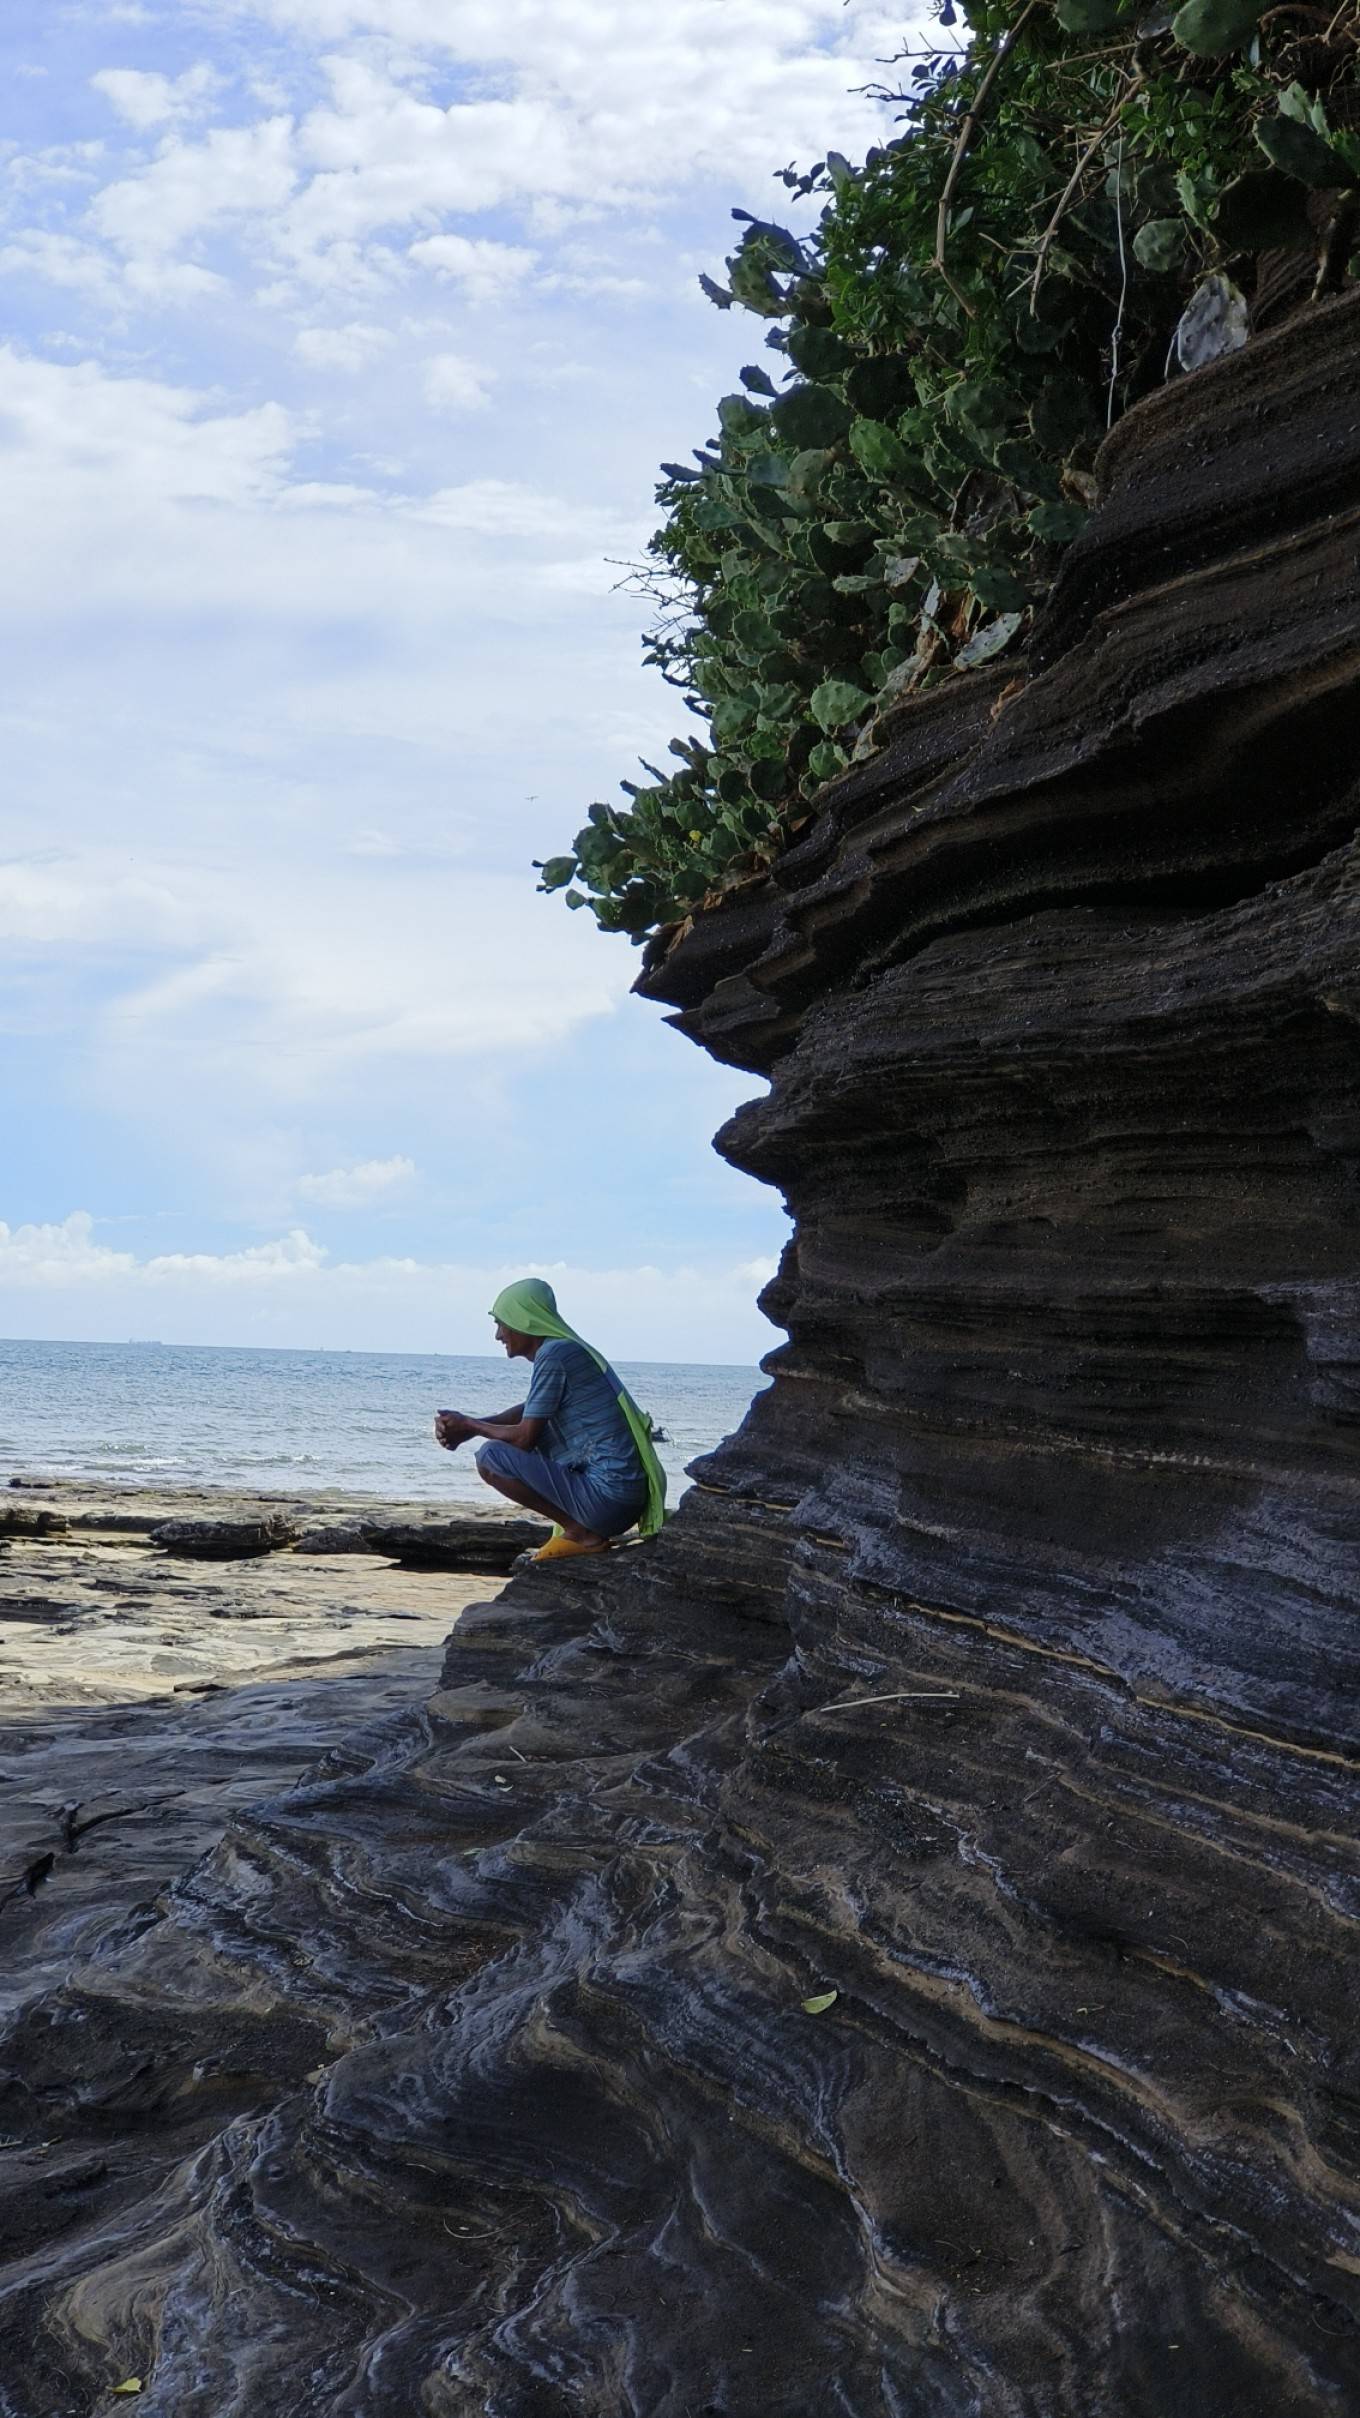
494, 1320, 533, 1359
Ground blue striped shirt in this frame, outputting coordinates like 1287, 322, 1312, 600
523, 1339, 642, 1492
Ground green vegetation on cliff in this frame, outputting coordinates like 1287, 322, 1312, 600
539, 0, 1360, 941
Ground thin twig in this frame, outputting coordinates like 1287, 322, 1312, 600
935, 257, 980, 321
1314, 191, 1360, 297
1029, 78, 1144, 313
818, 1691, 961, 1712
934, 0, 1044, 272
1108, 128, 1129, 426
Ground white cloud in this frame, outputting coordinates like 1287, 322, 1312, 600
276, 477, 381, 505
0, 858, 186, 948
407, 232, 536, 300
0, 350, 646, 623
0, 232, 227, 305
0, 232, 119, 300
36, 3, 911, 295
91, 116, 297, 259
0, 1215, 776, 1357
95, 862, 623, 1095
421, 350, 492, 412
345, 827, 402, 856
412, 477, 619, 542
293, 318, 392, 370
0, 1212, 324, 1287
91, 64, 218, 129
0, 346, 294, 510
6, 141, 106, 194
295, 1154, 415, 1206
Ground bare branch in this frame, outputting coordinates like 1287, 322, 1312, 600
934, 0, 1044, 272
1028, 77, 1144, 314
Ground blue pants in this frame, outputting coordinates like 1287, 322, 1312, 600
476, 1442, 646, 1538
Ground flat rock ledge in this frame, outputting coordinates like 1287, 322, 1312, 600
0, 1506, 69, 1542
0, 1481, 545, 1574
360, 1516, 551, 1571
149, 1513, 301, 1560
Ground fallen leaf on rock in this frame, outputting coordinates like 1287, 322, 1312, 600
1175, 273, 1248, 372
801, 1990, 838, 2014
111, 2383, 144, 2397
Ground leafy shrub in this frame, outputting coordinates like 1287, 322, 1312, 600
539, 0, 1360, 940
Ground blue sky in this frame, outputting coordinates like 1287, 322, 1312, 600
0, 0, 916, 1362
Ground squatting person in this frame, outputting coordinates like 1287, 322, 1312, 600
433, 1277, 666, 1562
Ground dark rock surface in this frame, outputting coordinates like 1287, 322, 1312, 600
0, 1506, 68, 1541
360, 1515, 552, 1570
149, 1513, 300, 1560
1, 299, 1359, 2413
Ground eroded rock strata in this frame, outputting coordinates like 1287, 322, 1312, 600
2, 297, 1360, 2416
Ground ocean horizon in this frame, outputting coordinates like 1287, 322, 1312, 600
0, 1334, 765, 1505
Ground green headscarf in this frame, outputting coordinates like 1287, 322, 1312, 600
489, 1277, 668, 1537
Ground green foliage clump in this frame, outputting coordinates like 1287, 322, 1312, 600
539, 0, 1360, 940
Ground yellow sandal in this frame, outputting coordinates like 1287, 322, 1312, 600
530, 1533, 612, 1563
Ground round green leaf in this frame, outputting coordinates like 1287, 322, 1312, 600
969, 564, 1028, 612
748, 757, 786, 802
1132, 216, 1188, 273
1055, 0, 1127, 23
770, 383, 853, 449
733, 608, 778, 654
1056, 0, 1128, 24
1026, 500, 1087, 544
844, 354, 916, 421
1171, 0, 1264, 55
536, 855, 578, 891
810, 678, 871, 731
992, 439, 1060, 498
785, 324, 852, 379
728, 255, 787, 316
787, 447, 832, 500
1255, 112, 1351, 190
717, 392, 767, 440
849, 417, 911, 483
711, 695, 755, 743
807, 524, 853, 575
806, 740, 847, 781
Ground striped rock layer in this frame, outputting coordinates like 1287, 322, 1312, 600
2, 293, 1359, 2415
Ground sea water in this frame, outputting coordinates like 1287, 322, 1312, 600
0, 1336, 765, 1505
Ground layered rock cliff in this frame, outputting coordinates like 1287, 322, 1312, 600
2, 295, 1359, 2415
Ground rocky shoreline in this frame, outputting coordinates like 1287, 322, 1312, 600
0, 1481, 541, 2015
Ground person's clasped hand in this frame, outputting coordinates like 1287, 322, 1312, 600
434, 1411, 476, 1450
